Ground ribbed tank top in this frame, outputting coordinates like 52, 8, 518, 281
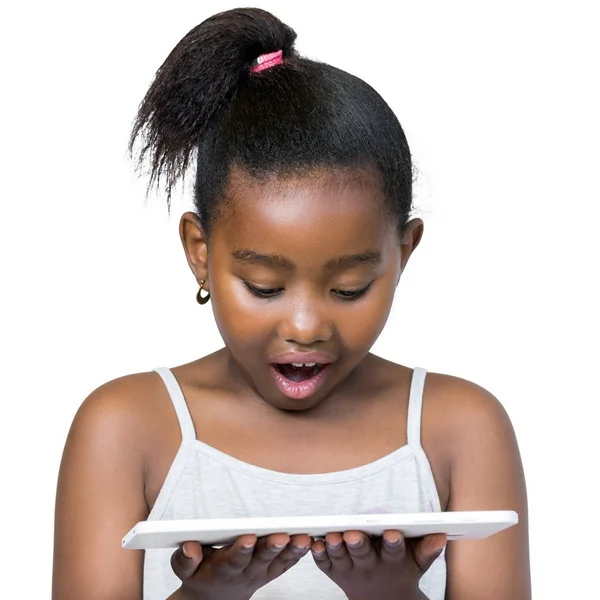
143, 367, 447, 599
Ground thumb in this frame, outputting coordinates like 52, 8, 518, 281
412, 534, 446, 572
170, 541, 204, 581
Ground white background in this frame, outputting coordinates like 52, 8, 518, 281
1, 0, 598, 597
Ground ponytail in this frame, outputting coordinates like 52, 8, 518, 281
129, 8, 297, 207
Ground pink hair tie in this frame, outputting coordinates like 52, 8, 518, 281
250, 50, 283, 73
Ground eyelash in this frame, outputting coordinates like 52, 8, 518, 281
242, 281, 373, 301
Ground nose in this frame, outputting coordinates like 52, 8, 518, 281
277, 301, 333, 345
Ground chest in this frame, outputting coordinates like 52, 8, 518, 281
144, 394, 449, 514
198, 405, 408, 473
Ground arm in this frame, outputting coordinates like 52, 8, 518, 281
52, 377, 150, 600
443, 378, 531, 599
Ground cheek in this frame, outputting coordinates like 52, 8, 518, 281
341, 287, 396, 348
210, 275, 272, 346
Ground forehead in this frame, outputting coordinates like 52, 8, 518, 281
216, 167, 396, 259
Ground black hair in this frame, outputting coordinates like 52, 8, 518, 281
129, 7, 414, 238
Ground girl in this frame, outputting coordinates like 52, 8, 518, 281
52, 7, 530, 600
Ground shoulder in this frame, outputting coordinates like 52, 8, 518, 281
74, 371, 161, 425
422, 370, 527, 512
387, 364, 524, 511
364, 357, 513, 446
67, 370, 174, 462
420, 372, 531, 597
421, 370, 522, 478
423, 371, 516, 445
54, 371, 171, 599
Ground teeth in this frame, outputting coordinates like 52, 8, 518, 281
291, 362, 317, 367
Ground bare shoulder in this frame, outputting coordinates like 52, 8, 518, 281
370, 357, 510, 431
422, 371, 517, 448
72, 370, 168, 442
421, 371, 531, 599
53, 370, 176, 600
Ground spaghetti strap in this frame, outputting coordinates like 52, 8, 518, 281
407, 367, 427, 447
153, 367, 197, 443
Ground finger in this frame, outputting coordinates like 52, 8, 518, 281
269, 534, 312, 575
274, 534, 312, 563
380, 530, 406, 563
290, 534, 313, 548
324, 532, 352, 570
343, 531, 377, 568
380, 530, 407, 563
170, 542, 203, 581
411, 534, 447, 572
214, 535, 257, 574
311, 538, 332, 572
243, 534, 290, 578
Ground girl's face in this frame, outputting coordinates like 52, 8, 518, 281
181, 167, 423, 411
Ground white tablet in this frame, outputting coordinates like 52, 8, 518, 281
122, 510, 518, 550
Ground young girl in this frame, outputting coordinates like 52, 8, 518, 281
52, 7, 530, 600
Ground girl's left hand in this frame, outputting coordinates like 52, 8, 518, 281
311, 530, 446, 600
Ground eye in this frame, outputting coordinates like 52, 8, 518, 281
243, 281, 283, 298
333, 282, 373, 301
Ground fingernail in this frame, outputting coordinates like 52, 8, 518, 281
240, 543, 255, 553
327, 541, 343, 550
182, 544, 191, 558
345, 538, 363, 548
385, 533, 401, 546
312, 548, 326, 557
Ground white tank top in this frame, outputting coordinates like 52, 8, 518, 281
143, 367, 447, 599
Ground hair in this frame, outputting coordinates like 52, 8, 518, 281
129, 7, 414, 238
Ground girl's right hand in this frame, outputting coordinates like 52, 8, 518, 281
170, 533, 312, 600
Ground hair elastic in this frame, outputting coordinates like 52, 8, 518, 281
250, 50, 283, 73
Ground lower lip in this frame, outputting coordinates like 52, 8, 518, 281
270, 364, 331, 400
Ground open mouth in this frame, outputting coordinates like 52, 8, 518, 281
270, 362, 331, 400
274, 363, 326, 382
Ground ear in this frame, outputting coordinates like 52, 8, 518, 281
179, 212, 210, 290
399, 218, 424, 274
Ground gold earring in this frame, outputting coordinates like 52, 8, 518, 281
196, 280, 211, 305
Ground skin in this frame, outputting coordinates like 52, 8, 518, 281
52, 167, 531, 600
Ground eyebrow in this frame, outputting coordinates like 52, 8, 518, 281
231, 248, 383, 270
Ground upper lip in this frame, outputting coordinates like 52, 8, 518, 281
269, 351, 336, 365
